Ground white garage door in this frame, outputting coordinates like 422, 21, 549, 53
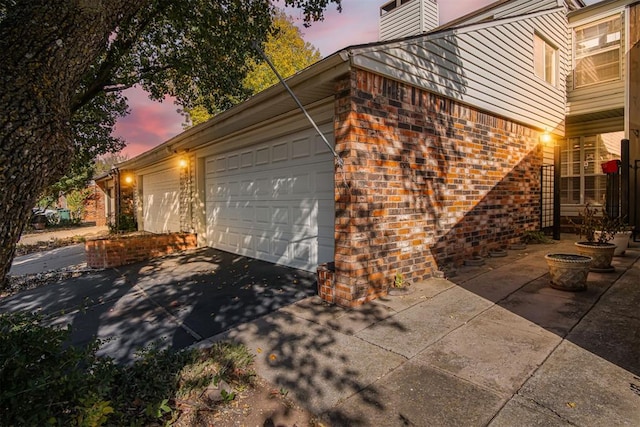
143, 168, 181, 233
205, 129, 334, 271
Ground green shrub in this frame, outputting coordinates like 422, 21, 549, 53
0, 312, 255, 426
0, 312, 116, 426
107, 214, 137, 234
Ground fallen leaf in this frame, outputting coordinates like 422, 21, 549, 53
566, 402, 577, 409
256, 347, 262, 353
269, 354, 277, 361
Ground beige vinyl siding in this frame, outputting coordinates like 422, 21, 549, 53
421, 0, 439, 33
380, 0, 421, 41
566, 79, 626, 116
447, 0, 561, 28
354, 8, 569, 134
493, 0, 561, 19
379, 0, 439, 41
565, 115, 624, 136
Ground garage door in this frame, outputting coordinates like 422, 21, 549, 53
205, 129, 334, 271
143, 168, 181, 233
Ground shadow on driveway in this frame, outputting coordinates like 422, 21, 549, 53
0, 248, 317, 363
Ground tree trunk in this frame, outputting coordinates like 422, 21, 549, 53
0, 0, 148, 288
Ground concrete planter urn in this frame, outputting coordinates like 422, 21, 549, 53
574, 242, 616, 272
611, 231, 632, 256
545, 253, 592, 292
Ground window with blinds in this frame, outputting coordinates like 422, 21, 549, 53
574, 15, 622, 87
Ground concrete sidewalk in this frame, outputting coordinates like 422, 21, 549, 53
200, 238, 640, 426
18, 225, 108, 246
10, 244, 86, 275
10, 225, 108, 275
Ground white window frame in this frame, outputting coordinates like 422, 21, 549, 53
534, 33, 558, 86
573, 14, 622, 88
560, 132, 623, 206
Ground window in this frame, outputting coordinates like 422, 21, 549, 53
574, 15, 622, 87
560, 131, 623, 205
534, 34, 557, 86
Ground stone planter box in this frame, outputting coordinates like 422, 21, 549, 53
85, 232, 197, 268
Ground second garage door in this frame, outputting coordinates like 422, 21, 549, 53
142, 167, 181, 233
205, 129, 334, 271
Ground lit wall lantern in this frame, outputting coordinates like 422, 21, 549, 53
178, 158, 188, 169
123, 175, 134, 185
540, 131, 553, 145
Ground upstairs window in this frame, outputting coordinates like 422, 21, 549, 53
574, 15, 622, 87
534, 34, 557, 86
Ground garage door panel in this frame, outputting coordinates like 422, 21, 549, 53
292, 239, 312, 263
293, 207, 313, 227
205, 129, 334, 271
272, 206, 290, 226
256, 236, 270, 257
256, 147, 269, 165
292, 173, 311, 195
227, 154, 240, 170
272, 237, 288, 259
272, 142, 288, 162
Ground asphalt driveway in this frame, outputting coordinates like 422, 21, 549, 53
1, 248, 317, 363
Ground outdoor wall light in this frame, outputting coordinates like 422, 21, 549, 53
124, 175, 133, 185
540, 131, 553, 145
179, 158, 188, 169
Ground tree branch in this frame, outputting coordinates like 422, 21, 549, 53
70, 4, 163, 113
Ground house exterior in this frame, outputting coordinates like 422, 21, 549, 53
99, 0, 639, 307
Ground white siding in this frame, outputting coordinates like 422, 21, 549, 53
380, 0, 421, 41
379, 0, 439, 41
358, 6, 569, 134
447, 0, 561, 28
421, 0, 438, 33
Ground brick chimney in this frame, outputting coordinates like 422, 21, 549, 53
379, 0, 439, 41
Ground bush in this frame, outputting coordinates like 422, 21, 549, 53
107, 214, 137, 234
0, 312, 254, 426
0, 312, 116, 426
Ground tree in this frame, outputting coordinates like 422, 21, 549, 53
0, 0, 341, 288
40, 92, 128, 207
187, 11, 323, 126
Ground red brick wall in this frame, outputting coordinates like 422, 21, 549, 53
82, 184, 107, 226
85, 233, 197, 268
330, 69, 543, 307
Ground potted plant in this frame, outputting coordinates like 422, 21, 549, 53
544, 253, 592, 291
387, 272, 413, 296
595, 218, 633, 257
573, 203, 620, 272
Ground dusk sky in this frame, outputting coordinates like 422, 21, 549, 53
114, 0, 597, 158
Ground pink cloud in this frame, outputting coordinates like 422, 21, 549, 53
113, 86, 185, 157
